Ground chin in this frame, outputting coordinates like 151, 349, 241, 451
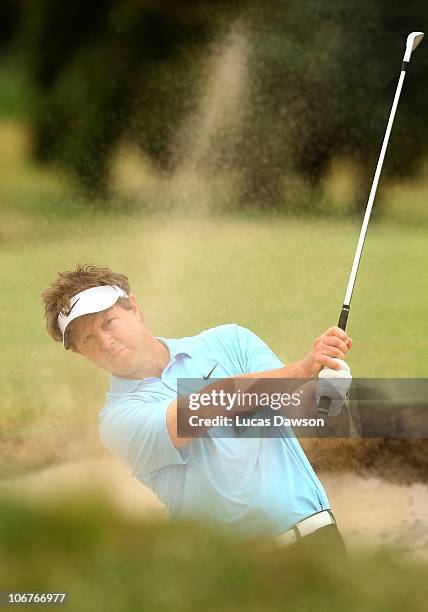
111, 365, 132, 377
112, 360, 139, 378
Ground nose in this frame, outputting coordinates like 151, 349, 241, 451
96, 329, 115, 352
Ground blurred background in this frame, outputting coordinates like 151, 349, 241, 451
1, 1, 428, 605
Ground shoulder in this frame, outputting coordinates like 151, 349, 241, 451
186, 324, 267, 374
183, 324, 258, 354
190, 323, 253, 345
190, 325, 283, 373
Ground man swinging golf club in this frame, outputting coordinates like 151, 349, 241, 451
42, 264, 351, 554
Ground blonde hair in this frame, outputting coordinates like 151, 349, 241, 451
41, 264, 131, 350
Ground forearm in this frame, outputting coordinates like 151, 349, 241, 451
169, 364, 298, 447
238, 361, 306, 380
170, 360, 348, 446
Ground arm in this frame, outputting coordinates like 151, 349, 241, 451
168, 326, 353, 448
168, 362, 290, 448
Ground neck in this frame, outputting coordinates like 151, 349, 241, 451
140, 335, 170, 378
123, 332, 170, 380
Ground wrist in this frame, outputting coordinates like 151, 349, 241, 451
281, 360, 310, 379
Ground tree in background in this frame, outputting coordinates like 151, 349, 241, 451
12, 0, 245, 195
1, 0, 427, 210
238, 0, 428, 210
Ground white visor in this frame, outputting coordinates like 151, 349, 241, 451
58, 285, 128, 349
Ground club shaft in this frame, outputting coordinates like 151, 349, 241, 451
318, 33, 423, 415
341, 69, 407, 325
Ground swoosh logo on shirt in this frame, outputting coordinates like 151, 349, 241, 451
203, 364, 218, 380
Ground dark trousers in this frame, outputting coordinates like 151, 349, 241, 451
295, 524, 348, 558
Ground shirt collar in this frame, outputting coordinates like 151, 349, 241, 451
157, 336, 193, 360
109, 336, 193, 394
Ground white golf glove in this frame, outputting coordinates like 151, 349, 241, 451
316, 358, 352, 416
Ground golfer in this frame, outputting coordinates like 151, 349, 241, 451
42, 264, 352, 553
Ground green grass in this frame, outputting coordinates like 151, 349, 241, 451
1, 121, 428, 477
0, 492, 427, 612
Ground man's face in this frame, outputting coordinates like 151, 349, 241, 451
68, 296, 147, 377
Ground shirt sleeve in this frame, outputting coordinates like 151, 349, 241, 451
99, 396, 189, 478
234, 325, 284, 374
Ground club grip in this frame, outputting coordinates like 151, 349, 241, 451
338, 305, 350, 331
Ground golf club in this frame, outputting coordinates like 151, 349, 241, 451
317, 31, 424, 416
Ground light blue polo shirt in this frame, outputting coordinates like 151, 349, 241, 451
99, 324, 330, 537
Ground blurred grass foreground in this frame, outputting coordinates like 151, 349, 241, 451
1, 491, 428, 612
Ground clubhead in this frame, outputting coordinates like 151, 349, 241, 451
408, 31, 424, 51
404, 31, 424, 61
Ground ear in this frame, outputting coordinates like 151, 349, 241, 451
128, 294, 138, 311
128, 294, 143, 321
